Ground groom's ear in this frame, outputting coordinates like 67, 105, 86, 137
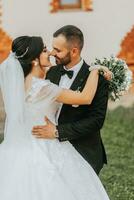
71, 47, 79, 58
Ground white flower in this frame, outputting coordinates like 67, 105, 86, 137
112, 57, 118, 61
100, 58, 105, 63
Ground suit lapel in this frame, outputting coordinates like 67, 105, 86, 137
70, 61, 90, 91
53, 72, 62, 85
47, 65, 63, 85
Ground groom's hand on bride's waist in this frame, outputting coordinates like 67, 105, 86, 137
32, 117, 58, 139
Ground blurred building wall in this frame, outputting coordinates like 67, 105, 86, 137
2, 0, 134, 63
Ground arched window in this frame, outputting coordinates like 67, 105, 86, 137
60, 0, 81, 9
50, 0, 92, 12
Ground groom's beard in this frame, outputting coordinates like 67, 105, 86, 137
55, 52, 71, 66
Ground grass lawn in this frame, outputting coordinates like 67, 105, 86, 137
0, 106, 134, 199
100, 106, 134, 200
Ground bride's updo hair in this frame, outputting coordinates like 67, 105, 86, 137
12, 36, 44, 77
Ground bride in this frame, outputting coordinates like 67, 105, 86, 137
0, 36, 110, 200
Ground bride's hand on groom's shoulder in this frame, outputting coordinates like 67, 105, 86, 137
101, 66, 113, 81
90, 65, 113, 81
32, 117, 57, 139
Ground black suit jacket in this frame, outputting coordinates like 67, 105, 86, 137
46, 61, 109, 174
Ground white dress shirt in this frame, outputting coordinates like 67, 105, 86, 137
55, 59, 84, 123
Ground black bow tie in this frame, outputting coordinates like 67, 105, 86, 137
60, 68, 74, 79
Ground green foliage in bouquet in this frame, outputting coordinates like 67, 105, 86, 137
92, 56, 132, 101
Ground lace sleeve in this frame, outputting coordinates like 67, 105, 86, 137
26, 78, 62, 103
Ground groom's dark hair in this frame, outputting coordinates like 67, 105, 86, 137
53, 25, 84, 51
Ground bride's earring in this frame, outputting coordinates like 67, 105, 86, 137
34, 61, 39, 67
33, 60, 39, 67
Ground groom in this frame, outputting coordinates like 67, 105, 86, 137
32, 25, 109, 174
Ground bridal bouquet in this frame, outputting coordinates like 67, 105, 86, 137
91, 56, 133, 101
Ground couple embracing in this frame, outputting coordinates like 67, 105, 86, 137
0, 25, 110, 200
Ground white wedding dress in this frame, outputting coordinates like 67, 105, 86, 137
0, 77, 110, 200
